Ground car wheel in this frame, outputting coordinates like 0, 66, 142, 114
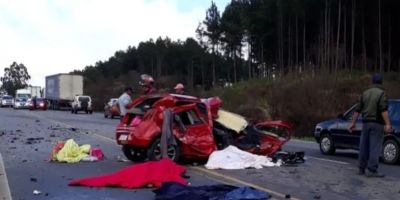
89, 111, 93, 114
147, 138, 180, 162
319, 134, 336, 155
382, 139, 400, 164
104, 113, 108, 118
122, 146, 146, 162
71, 109, 74, 114
111, 115, 114, 119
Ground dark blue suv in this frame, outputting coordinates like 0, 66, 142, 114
314, 99, 400, 164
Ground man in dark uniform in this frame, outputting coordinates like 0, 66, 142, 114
348, 73, 392, 177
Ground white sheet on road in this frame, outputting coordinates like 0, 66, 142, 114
205, 146, 281, 170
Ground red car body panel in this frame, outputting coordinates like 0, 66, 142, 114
116, 94, 292, 159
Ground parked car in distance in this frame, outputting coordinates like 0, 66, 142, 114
28, 98, 48, 110
71, 95, 93, 114
314, 99, 400, 164
14, 97, 29, 109
1, 95, 14, 107
104, 98, 120, 118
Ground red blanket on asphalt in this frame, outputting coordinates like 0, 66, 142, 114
68, 159, 187, 188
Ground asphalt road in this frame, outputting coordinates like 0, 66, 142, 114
0, 108, 399, 200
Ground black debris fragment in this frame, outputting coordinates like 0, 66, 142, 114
35, 120, 40, 122
313, 194, 321, 199
49, 134, 56, 137
34, 148, 38, 151
70, 128, 77, 132
30, 178, 38, 182
9, 147, 16, 150
16, 129, 22, 132
22, 160, 28, 163
285, 194, 291, 199
26, 137, 45, 144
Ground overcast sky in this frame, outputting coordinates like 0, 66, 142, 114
0, 0, 229, 87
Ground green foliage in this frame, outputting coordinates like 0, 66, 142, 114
203, 1, 222, 46
0, 62, 31, 96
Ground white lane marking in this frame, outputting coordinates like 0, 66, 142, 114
291, 139, 316, 144
0, 153, 12, 200
307, 156, 350, 165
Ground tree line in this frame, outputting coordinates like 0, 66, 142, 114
75, 0, 400, 90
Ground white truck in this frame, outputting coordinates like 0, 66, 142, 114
15, 86, 41, 99
45, 74, 85, 110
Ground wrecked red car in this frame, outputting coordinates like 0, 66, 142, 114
115, 94, 292, 162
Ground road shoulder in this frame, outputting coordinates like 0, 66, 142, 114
0, 152, 12, 200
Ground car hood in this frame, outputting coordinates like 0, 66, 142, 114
316, 119, 337, 129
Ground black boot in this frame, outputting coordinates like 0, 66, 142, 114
358, 168, 365, 175
366, 170, 385, 178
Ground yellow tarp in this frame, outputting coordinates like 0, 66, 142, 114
215, 110, 248, 133
55, 139, 91, 163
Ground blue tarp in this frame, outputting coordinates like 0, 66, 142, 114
153, 182, 271, 200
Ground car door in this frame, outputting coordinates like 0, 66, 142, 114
172, 104, 216, 158
330, 105, 362, 149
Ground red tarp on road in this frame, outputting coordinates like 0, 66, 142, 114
69, 159, 187, 188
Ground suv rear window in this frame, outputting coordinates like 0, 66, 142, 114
79, 97, 90, 102
2, 96, 12, 100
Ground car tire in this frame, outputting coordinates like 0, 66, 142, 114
382, 139, 400, 164
71, 109, 74, 114
147, 138, 180, 162
111, 115, 114, 119
319, 133, 336, 155
122, 146, 146, 162
104, 113, 108, 118
89, 111, 93, 114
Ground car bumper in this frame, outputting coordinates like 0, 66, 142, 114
115, 126, 152, 148
14, 104, 29, 109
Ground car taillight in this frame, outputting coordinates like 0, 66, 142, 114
39, 103, 44, 107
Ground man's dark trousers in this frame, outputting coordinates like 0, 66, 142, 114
359, 122, 384, 172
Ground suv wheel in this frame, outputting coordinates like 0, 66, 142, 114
382, 139, 399, 164
147, 138, 180, 162
122, 146, 146, 162
319, 134, 336, 155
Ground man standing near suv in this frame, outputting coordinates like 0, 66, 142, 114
348, 73, 392, 177
118, 87, 133, 120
